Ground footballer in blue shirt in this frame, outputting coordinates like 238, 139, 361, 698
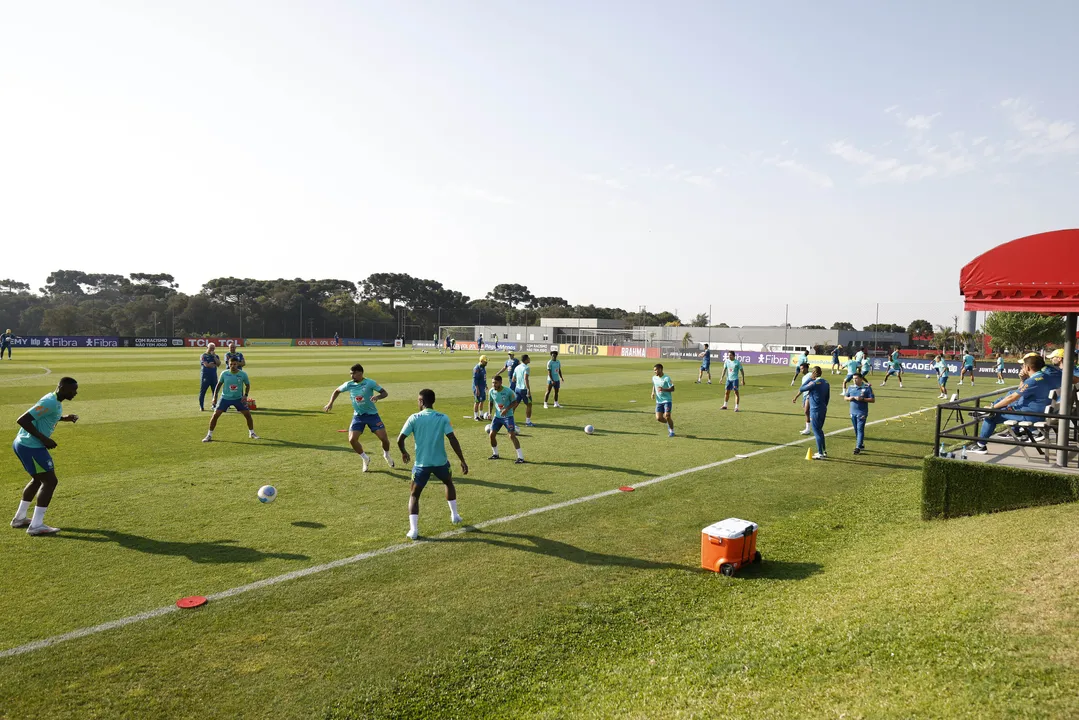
721, 351, 745, 411
198, 343, 222, 411
543, 350, 564, 409
794, 367, 830, 459
843, 374, 875, 454
472, 355, 491, 421
880, 348, 904, 388
324, 363, 394, 472
959, 351, 976, 387
696, 343, 712, 384
968, 355, 1053, 454
487, 374, 524, 463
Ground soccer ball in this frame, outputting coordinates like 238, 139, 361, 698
484, 424, 493, 433
257, 485, 277, 503
483, 412, 490, 420
584, 425, 595, 435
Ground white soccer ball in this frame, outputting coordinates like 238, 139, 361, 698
482, 412, 490, 420
584, 425, 595, 435
484, 424, 493, 433
257, 485, 277, 503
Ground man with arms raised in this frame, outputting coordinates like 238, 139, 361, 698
398, 389, 468, 540
324, 363, 395, 471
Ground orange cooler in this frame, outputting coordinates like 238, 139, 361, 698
701, 518, 761, 576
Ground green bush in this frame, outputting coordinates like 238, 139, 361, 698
922, 455, 1079, 519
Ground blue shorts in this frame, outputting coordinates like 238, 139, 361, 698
491, 416, 517, 434
725, 379, 739, 391
845, 373, 856, 383
350, 413, 385, 434
548, 380, 560, 389
13, 440, 54, 476
515, 388, 532, 404
655, 401, 672, 414
217, 398, 249, 413
412, 462, 452, 488
701, 364, 710, 372
473, 385, 487, 402
964, 365, 975, 373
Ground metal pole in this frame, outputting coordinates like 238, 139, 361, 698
1057, 312, 1077, 468
708, 304, 712, 347
783, 304, 788, 348
874, 303, 879, 355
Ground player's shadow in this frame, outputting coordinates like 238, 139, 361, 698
58, 528, 310, 564
559, 405, 647, 415
727, 559, 823, 581
679, 435, 775, 447
291, 521, 326, 529
536, 422, 651, 437
437, 530, 693, 571
455, 477, 553, 494
531, 460, 652, 477
250, 437, 353, 452
251, 408, 327, 416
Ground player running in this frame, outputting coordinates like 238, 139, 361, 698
504, 352, 521, 391
860, 352, 872, 381
9, 377, 79, 535
512, 354, 535, 427
791, 349, 809, 385
830, 346, 841, 375
323, 363, 395, 471
880, 347, 904, 387
720, 351, 744, 411
995, 354, 1006, 384
543, 350, 564, 409
487, 375, 524, 463
696, 344, 712, 384
651, 363, 675, 437
958, 350, 976, 386
224, 342, 245, 369
198, 343, 221, 411
472, 355, 490, 421
934, 355, 950, 399
1, 329, 15, 359
842, 354, 861, 392
203, 357, 259, 442
794, 366, 830, 459
844, 373, 875, 454
397, 389, 468, 540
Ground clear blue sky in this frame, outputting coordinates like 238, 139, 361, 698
2, 1, 1077, 329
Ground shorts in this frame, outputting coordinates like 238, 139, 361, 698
725, 379, 739, 391
473, 385, 487, 402
217, 398, 249, 413
845, 373, 856, 383
939, 376, 949, 387
350, 413, 385, 434
13, 440, 54, 476
548, 380, 561, 389
515, 388, 532, 404
964, 365, 975, 373
412, 462, 452, 488
701, 364, 710, 372
655, 401, 672, 414
491, 416, 517, 434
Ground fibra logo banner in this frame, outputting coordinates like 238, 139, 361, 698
14, 336, 119, 347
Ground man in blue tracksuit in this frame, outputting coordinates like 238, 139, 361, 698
844, 373, 875, 454
199, 343, 221, 411
794, 366, 830, 459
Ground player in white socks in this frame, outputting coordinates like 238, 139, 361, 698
398, 389, 469, 539
323, 363, 395, 471
488, 375, 525, 463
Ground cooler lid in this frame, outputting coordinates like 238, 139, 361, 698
702, 517, 758, 539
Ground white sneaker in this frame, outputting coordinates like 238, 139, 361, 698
899, 383, 903, 388
812, 453, 826, 460
800, 428, 812, 435
27, 524, 60, 536
249, 431, 260, 439
554, 402, 561, 408
202, 434, 213, 443
361, 456, 370, 472
10, 517, 30, 529
543, 403, 549, 409
385, 455, 395, 468
734, 406, 740, 412
406, 528, 419, 540
451, 514, 463, 525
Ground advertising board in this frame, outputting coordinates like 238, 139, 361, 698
245, 338, 295, 347
185, 337, 245, 348
8, 336, 119, 348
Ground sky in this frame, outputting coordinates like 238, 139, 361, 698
2, 1, 1077, 330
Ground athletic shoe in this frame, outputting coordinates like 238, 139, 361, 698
201, 434, 213, 443
27, 524, 60, 536
966, 445, 988, 454
734, 406, 740, 412
543, 403, 549, 409
668, 430, 675, 438
488, 454, 500, 460
450, 515, 463, 525
799, 428, 812, 435
10, 517, 30, 529
899, 383, 903, 388
694, 380, 701, 384
361, 456, 370, 472
514, 458, 526, 464
853, 448, 861, 455
707, 381, 712, 385
406, 528, 419, 540
526, 421, 535, 427
720, 405, 727, 410
385, 456, 396, 468
811, 453, 826, 460
249, 431, 260, 439
473, 416, 483, 422
554, 402, 561, 408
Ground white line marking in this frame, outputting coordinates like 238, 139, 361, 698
0, 405, 932, 659
0, 366, 53, 383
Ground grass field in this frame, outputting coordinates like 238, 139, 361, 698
1, 348, 1077, 719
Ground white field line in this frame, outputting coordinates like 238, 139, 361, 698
0, 405, 934, 659
0, 366, 52, 383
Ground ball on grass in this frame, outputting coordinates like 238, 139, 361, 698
484, 424, 493, 433
257, 485, 277, 503
584, 425, 595, 435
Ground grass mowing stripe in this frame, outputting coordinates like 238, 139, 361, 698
0, 405, 933, 660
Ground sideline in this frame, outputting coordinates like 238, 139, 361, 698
0, 405, 934, 659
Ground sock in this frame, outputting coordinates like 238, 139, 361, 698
409, 514, 419, 534
382, 449, 391, 460
491, 446, 499, 457
360, 452, 370, 463
515, 448, 523, 460
206, 430, 213, 437
448, 500, 458, 518
14, 500, 31, 520
30, 505, 46, 528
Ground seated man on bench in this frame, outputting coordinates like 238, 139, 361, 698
968, 354, 1053, 455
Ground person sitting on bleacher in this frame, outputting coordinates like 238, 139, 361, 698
967, 354, 1053, 454
1043, 349, 1079, 390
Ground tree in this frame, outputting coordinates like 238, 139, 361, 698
907, 319, 933, 337
360, 273, 418, 309
983, 312, 1065, 353
863, 323, 906, 333
690, 313, 709, 327
530, 296, 569, 309
487, 283, 534, 308
681, 332, 693, 348
831, 321, 856, 331
715, 322, 729, 328
0, 279, 30, 295
934, 324, 954, 352
801, 325, 826, 330
653, 311, 680, 326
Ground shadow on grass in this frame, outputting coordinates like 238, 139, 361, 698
436, 530, 693, 571
247, 437, 354, 452
736, 559, 823, 581
558, 405, 648, 415
535, 422, 651, 437
455, 477, 553, 494
251, 408, 327, 416
58, 528, 309, 564
291, 521, 326, 529
680, 435, 775, 447
530, 460, 652, 477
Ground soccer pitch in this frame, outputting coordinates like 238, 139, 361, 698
2, 348, 1078, 719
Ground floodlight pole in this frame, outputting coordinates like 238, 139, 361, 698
783, 304, 788, 348
874, 303, 879, 355
1057, 312, 1077, 468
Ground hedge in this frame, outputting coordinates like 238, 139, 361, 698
922, 455, 1079, 520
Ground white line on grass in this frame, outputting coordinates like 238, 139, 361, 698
0, 405, 934, 660
0, 366, 53, 383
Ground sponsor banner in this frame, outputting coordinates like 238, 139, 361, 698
295, 338, 344, 347
524, 343, 557, 353
394, 338, 403, 348
245, 338, 295, 347
185, 337, 245, 348
476, 341, 517, 351
559, 343, 608, 356
9, 336, 119, 348
342, 338, 384, 347
619, 346, 661, 359
412, 340, 437, 348
455, 341, 479, 351
117, 337, 185, 348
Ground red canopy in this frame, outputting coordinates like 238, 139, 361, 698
960, 229, 1079, 312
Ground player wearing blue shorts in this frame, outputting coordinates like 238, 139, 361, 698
934, 355, 950, 398
794, 366, 830, 459
203, 358, 258, 442
830, 347, 841, 375
844, 373, 875, 454
10, 377, 79, 536
721, 351, 745, 411
198, 343, 221, 411
651, 363, 675, 437
472, 355, 490, 421
995, 355, 1006, 384
881, 348, 904, 387
842, 357, 861, 392
504, 352, 521, 391
397, 389, 469, 540
1, 329, 16, 359
696, 343, 712, 384
959, 351, 976, 386
791, 350, 809, 386
544, 350, 564, 408
487, 375, 524, 463
324, 363, 394, 471
513, 355, 535, 427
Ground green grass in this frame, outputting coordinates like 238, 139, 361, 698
0, 349, 1076, 719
